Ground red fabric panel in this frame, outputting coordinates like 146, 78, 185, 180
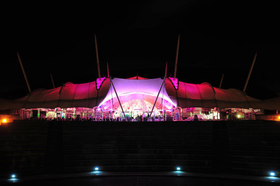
73, 82, 90, 100
184, 83, 201, 100
165, 78, 176, 98
214, 87, 229, 101
88, 81, 98, 99
60, 83, 78, 100
197, 83, 215, 100
177, 81, 185, 98
44, 87, 61, 102
98, 78, 110, 98
126, 76, 148, 80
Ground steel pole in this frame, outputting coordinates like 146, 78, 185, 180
219, 73, 224, 89
17, 52, 31, 92
148, 77, 165, 120
94, 34, 101, 79
174, 34, 180, 78
50, 73, 55, 88
243, 52, 257, 92
110, 77, 126, 121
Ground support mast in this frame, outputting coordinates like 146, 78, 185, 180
17, 52, 31, 93
243, 52, 257, 92
173, 34, 180, 78
94, 34, 101, 79
107, 62, 110, 77
50, 73, 55, 88
219, 73, 224, 89
148, 77, 165, 120
110, 77, 126, 120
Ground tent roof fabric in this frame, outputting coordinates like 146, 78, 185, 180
165, 78, 262, 109
0, 76, 276, 110
261, 97, 280, 110
126, 76, 148, 80
3, 78, 110, 109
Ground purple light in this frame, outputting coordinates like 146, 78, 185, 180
96, 77, 106, 90
98, 78, 176, 108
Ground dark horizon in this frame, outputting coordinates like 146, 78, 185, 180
2, 1, 280, 99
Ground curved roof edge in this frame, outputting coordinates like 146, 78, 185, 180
166, 80, 262, 109
3, 78, 110, 110
0, 77, 277, 110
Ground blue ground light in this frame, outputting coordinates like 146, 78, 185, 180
8, 174, 18, 183
270, 172, 276, 177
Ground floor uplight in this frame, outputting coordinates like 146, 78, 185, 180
94, 167, 99, 171
176, 167, 181, 171
8, 174, 18, 183
270, 172, 276, 177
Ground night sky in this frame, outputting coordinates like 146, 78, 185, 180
2, 1, 280, 99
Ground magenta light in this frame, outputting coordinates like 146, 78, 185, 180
98, 78, 177, 108
168, 77, 178, 90
96, 77, 106, 90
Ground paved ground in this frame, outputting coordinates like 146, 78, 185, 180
2, 176, 279, 186
1, 171, 279, 185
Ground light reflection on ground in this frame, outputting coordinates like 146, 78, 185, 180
90, 170, 102, 176
8, 178, 18, 183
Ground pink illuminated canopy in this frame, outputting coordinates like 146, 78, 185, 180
0, 76, 269, 110
172, 81, 262, 109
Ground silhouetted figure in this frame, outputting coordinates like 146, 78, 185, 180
194, 115, 198, 121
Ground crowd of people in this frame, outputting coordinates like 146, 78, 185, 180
23, 113, 175, 122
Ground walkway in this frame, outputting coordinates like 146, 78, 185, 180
1, 171, 279, 185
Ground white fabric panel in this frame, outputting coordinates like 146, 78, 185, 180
112, 78, 163, 96
100, 78, 176, 107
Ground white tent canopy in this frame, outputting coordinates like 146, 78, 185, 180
98, 78, 176, 109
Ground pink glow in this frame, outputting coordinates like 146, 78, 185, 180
99, 78, 176, 108
8, 74, 263, 111
73, 82, 91, 100
96, 77, 106, 90
168, 77, 178, 90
